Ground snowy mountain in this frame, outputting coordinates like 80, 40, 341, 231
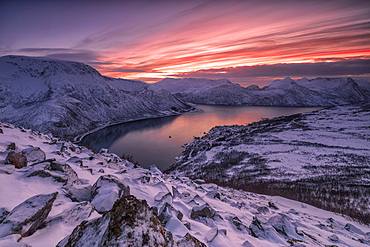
0, 55, 193, 141
151, 77, 370, 106
1, 122, 369, 246
165, 103, 370, 225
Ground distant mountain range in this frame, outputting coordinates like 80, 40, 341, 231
151, 77, 370, 106
1, 55, 369, 142
0, 56, 193, 140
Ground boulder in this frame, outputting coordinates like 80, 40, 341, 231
58, 195, 174, 247
6, 143, 16, 150
21, 147, 46, 163
5, 151, 27, 168
64, 185, 92, 202
91, 175, 130, 213
249, 217, 265, 238
47, 201, 94, 227
176, 233, 206, 247
190, 204, 216, 220
0, 192, 58, 238
27, 161, 81, 185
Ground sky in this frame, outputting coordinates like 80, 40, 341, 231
1, 0, 370, 86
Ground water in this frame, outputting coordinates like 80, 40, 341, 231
79, 105, 320, 170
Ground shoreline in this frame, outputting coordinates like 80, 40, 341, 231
73, 108, 200, 143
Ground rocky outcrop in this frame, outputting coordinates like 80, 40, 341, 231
58, 195, 174, 247
190, 204, 216, 220
5, 152, 27, 168
0, 192, 58, 238
21, 147, 46, 163
27, 161, 81, 185
176, 233, 207, 246
91, 175, 130, 213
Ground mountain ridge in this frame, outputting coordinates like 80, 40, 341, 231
0, 55, 194, 141
152, 76, 370, 106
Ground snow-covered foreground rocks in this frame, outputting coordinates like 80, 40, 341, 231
0, 55, 193, 141
151, 77, 370, 106
166, 103, 370, 225
0, 122, 369, 246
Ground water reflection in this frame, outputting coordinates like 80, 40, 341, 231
79, 115, 179, 152
80, 105, 320, 170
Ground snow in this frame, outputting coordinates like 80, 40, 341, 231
0, 55, 194, 141
0, 108, 370, 246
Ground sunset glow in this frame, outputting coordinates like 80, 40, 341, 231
1, 0, 369, 85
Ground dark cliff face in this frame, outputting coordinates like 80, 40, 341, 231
165, 104, 370, 224
0, 55, 193, 140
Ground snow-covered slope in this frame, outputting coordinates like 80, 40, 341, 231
166, 103, 370, 225
151, 77, 370, 106
1, 123, 369, 246
0, 55, 193, 141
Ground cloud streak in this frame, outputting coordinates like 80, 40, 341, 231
1, 0, 370, 83
175, 59, 370, 77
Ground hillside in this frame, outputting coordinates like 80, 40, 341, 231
165, 103, 370, 224
0, 55, 193, 141
0, 123, 369, 246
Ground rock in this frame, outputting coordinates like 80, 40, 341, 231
5, 151, 27, 168
91, 175, 130, 213
0, 128, 3, 134
6, 143, 16, 150
176, 233, 207, 247
268, 214, 298, 238
205, 227, 218, 242
47, 201, 94, 226
50, 162, 81, 185
344, 223, 365, 235
158, 203, 183, 226
0, 165, 15, 174
0, 192, 58, 238
241, 240, 255, 247
64, 185, 92, 202
328, 234, 339, 242
27, 161, 81, 185
0, 208, 9, 224
172, 186, 181, 199
268, 202, 279, 210
190, 204, 216, 220
21, 147, 46, 163
58, 195, 174, 247
149, 164, 163, 177
257, 206, 269, 214
249, 217, 265, 238
231, 216, 249, 232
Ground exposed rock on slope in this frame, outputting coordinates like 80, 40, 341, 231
165, 103, 370, 224
58, 195, 174, 247
0, 55, 193, 140
152, 77, 370, 106
0, 122, 369, 246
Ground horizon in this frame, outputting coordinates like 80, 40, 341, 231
1, 0, 370, 86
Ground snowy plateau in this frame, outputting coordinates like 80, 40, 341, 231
0, 55, 194, 141
151, 77, 370, 106
0, 122, 370, 247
